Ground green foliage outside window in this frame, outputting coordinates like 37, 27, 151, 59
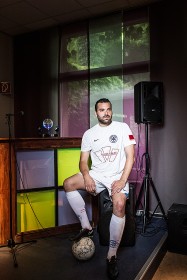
65, 22, 149, 72
123, 23, 150, 63
67, 35, 88, 70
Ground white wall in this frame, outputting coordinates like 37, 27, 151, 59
0, 33, 14, 137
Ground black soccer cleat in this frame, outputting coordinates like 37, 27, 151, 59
69, 228, 93, 242
107, 256, 119, 279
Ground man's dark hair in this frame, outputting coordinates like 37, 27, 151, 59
95, 98, 112, 111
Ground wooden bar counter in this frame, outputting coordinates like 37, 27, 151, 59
0, 137, 83, 245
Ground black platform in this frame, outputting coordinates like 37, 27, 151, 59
0, 217, 167, 280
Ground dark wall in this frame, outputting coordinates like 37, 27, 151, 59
14, 27, 59, 137
149, 0, 187, 211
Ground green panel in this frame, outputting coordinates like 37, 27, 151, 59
57, 148, 81, 186
17, 190, 55, 233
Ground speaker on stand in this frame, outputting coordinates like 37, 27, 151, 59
134, 81, 167, 233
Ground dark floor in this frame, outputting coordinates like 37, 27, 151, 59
0, 217, 167, 280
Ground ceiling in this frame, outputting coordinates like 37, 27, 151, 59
0, 0, 160, 36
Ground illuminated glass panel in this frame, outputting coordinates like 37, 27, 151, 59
60, 23, 88, 73
57, 148, 81, 186
16, 150, 55, 190
17, 190, 55, 232
89, 13, 122, 69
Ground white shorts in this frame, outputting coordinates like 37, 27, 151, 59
80, 170, 129, 198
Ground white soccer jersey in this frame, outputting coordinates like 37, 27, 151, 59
81, 121, 136, 180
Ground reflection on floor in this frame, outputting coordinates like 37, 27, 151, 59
0, 217, 167, 280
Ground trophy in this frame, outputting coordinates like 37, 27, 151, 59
38, 118, 59, 137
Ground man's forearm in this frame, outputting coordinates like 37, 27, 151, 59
120, 145, 135, 183
79, 161, 90, 178
120, 156, 134, 183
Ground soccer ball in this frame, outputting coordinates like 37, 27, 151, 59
72, 237, 95, 261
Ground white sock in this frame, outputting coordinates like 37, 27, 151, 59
66, 191, 92, 230
107, 214, 126, 260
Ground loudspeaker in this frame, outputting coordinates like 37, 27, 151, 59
97, 184, 136, 247
134, 81, 164, 124
168, 203, 187, 254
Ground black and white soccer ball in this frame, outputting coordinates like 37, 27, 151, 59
72, 237, 95, 261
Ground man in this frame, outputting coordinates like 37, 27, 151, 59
64, 98, 136, 279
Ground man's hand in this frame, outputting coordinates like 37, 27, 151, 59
84, 175, 96, 194
111, 179, 126, 195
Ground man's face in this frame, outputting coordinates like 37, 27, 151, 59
95, 102, 112, 126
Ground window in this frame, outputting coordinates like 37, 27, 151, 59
59, 8, 149, 136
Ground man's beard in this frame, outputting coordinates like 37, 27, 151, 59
97, 115, 112, 126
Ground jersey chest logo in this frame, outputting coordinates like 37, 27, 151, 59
109, 135, 118, 143
95, 146, 119, 162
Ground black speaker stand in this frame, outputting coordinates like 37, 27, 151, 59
0, 114, 36, 267
135, 123, 167, 233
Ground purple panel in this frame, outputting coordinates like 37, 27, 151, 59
58, 190, 92, 226
123, 97, 146, 189
16, 150, 55, 189
60, 81, 89, 137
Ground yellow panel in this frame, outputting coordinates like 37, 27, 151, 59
17, 190, 55, 233
57, 148, 80, 186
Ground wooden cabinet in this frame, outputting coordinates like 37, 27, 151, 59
0, 138, 97, 245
